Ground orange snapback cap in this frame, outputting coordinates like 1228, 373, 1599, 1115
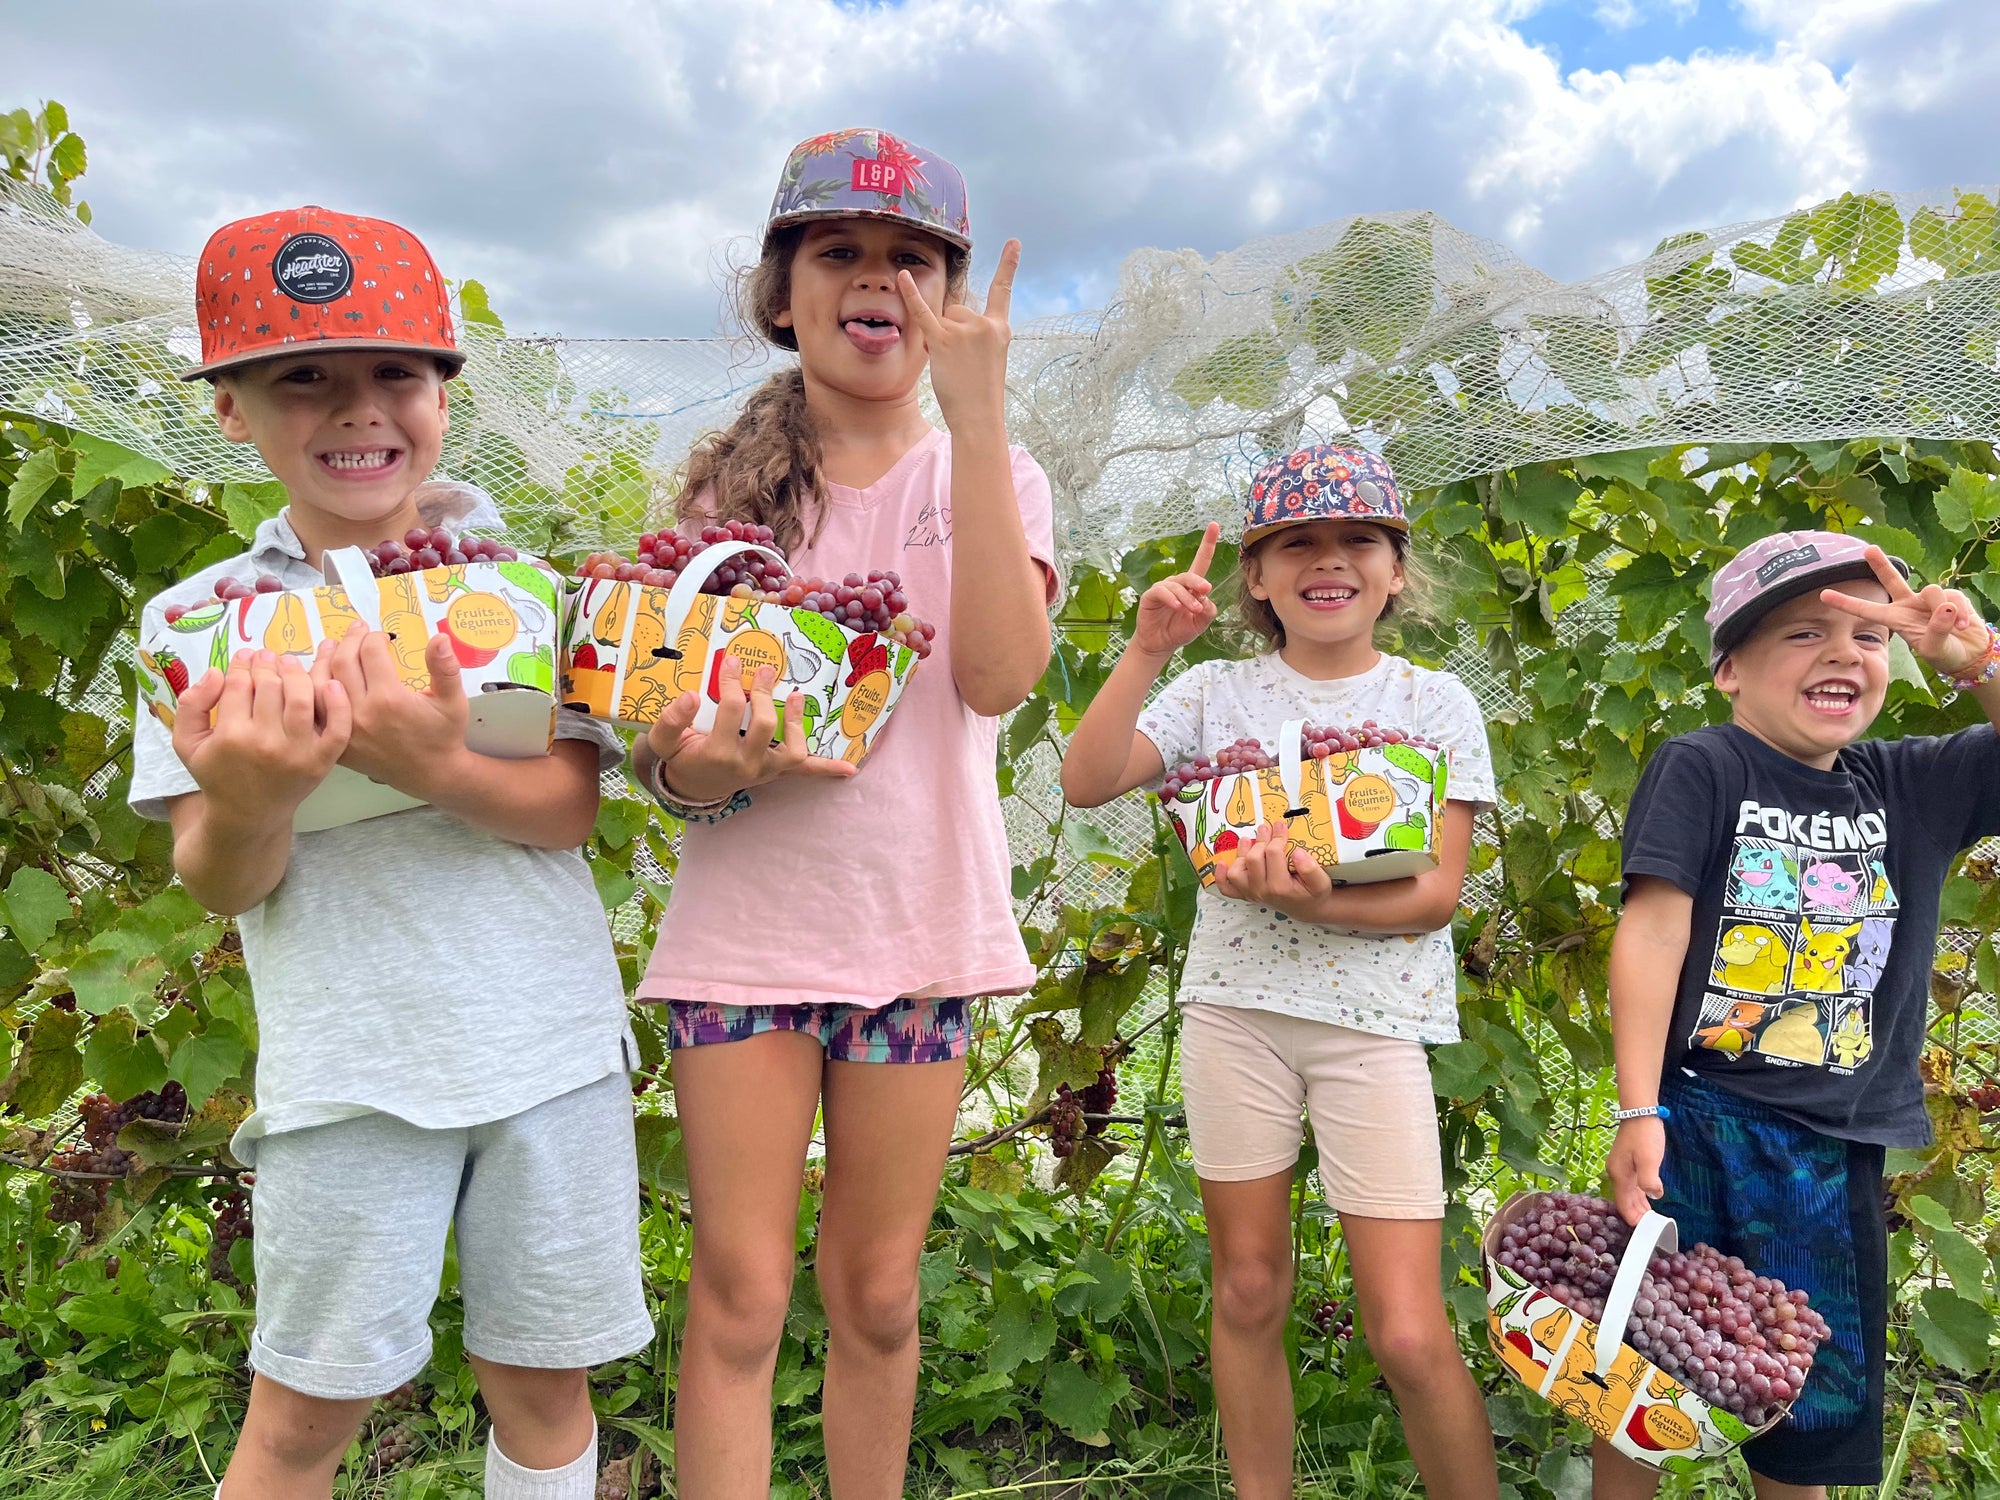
181, 206, 464, 380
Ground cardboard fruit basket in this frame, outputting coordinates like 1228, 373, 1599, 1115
1483, 1192, 1792, 1471
1160, 717, 1448, 887
561, 539, 919, 767
136, 546, 563, 832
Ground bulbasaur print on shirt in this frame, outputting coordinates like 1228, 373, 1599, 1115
1692, 797, 1897, 1075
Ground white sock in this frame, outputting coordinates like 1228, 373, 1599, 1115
485, 1420, 598, 1499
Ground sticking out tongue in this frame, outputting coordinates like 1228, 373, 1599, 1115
844, 319, 901, 356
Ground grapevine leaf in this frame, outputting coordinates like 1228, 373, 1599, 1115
79, 1008, 169, 1100
987, 1294, 1056, 1374
1913, 1287, 1995, 1375
6, 447, 63, 528
1052, 1245, 1132, 1322
1054, 1132, 1121, 1195
69, 434, 172, 495
1931, 1224, 1990, 1300
3, 865, 73, 950
165, 1024, 247, 1110
0, 1005, 86, 1118
1038, 1360, 1130, 1444
634, 1113, 688, 1197
218, 481, 287, 540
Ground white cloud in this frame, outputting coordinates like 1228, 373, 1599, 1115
4, 0, 1988, 338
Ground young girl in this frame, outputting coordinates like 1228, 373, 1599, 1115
1063, 445, 1500, 1500
630, 130, 1060, 1497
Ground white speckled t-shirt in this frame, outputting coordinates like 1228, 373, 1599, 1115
1137, 651, 1496, 1044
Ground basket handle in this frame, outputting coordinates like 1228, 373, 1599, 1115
321, 547, 386, 631
1276, 717, 1308, 816
655, 537, 789, 733
1596, 1209, 1679, 1375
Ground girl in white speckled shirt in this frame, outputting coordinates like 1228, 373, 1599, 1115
1063, 444, 1499, 1500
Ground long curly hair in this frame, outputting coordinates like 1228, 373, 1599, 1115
678, 223, 971, 553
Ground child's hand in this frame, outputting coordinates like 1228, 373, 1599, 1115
645, 662, 856, 805
171, 649, 351, 815
898, 239, 1018, 435
316, 628, 470, 798
1821, 545, 1993, 676
1132, 523, 1221, 658
1212, 821, 1335, 917
1606, 1117, 1666, 1227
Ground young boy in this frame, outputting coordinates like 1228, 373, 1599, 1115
1603, 530, 2000, 1498
130, 207, 650, 1500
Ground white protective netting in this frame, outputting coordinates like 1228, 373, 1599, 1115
5, 177, 1997, 565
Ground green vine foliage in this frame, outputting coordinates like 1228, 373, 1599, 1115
10, 106, 2000, 1496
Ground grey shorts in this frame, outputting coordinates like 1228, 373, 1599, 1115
247, 1072, 652, 1400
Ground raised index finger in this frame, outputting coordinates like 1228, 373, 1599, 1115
1189, 521, 1222, 579
984, 239, 1021, 325
1862, 544, 1917, 602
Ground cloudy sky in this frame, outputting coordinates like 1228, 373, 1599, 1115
6, 0, 1991, 338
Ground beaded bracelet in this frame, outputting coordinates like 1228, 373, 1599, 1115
1611, 1104, 1671, 1123
1942, 622, 2000, 692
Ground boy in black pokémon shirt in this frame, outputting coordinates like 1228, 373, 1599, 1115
1601, 530, 2000, 1498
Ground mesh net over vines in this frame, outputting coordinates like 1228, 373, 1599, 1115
5, 176, 1997, 564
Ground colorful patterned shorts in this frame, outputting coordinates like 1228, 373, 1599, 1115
664, 994, 970, 1064
1658, 1070, 1887, 1488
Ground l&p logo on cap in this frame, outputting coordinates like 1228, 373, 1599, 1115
851, 157, 906, 197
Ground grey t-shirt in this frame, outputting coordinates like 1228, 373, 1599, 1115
129, 507, 633, 1155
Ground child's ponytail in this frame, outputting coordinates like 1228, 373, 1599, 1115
679, 223, 970, 553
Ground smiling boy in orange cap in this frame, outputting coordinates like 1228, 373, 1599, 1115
132, 207, 646, 1500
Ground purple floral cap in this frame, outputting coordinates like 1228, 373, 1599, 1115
1705, 529, 1908, 668
1242, 443, 1407, 546
765, 128, 972, 252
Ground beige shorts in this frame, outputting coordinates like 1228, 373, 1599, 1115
1178, 1002, 1446, 1220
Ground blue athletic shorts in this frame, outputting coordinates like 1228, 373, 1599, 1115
1658, 1070, 1887, 1488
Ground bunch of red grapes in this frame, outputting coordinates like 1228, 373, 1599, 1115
574, 520, 937, 657
1079, 1064, 1117, 1138
362, 526, 518, 575
1160, 722, 1441, 798
1310, 1298, 1354, 1340
1047, 1086, 1085, 1158
365, 1424, 418, 1478
1968, 1083, 2000, 1112
1495, 1192, 1830, 1427
208, 1186, 254, 1284
163, 529, 518, 619
46, 1084, 189, 1235
1048, 1063, 1120, 1157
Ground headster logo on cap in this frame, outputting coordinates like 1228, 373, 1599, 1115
1754, 543, 1822, 586
272, 232, 354, 304
851, 156, 905, 196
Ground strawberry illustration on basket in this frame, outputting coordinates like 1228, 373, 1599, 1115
844, 632, 890, 688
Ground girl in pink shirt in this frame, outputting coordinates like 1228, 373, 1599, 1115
629, 130, 1059, 1497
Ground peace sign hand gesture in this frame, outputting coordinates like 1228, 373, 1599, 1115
1820, 545, 1994, 677
898, 238, 1019, 432
1133, 523, 1222, 658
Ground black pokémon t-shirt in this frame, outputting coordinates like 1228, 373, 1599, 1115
1622, 722, 2000, 1146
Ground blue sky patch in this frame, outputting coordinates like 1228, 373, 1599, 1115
1512, 0, 1761, 73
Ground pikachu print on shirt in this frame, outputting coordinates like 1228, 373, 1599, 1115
1691, 797, 1899, 1074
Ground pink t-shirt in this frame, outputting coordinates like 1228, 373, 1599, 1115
639, 428, 1062, 1010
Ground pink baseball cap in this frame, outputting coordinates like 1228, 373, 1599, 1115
1704, 530, 1908, 668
